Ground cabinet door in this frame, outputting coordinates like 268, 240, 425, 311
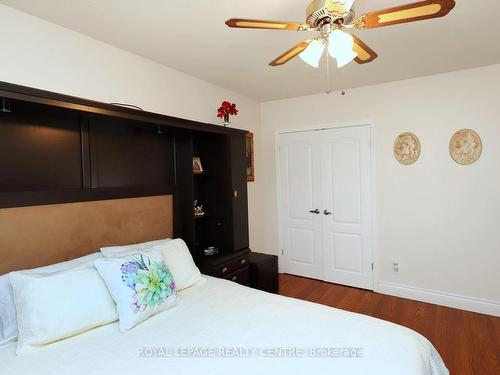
230, 135, 249, 251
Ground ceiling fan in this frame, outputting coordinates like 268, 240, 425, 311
226, 0, 455, 68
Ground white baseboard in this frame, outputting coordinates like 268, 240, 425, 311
376, 281, 500, 317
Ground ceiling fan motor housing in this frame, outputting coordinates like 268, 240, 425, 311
306, 0, 352, 28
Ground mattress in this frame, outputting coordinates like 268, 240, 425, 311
0, 276, 448, 375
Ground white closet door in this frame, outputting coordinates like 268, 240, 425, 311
278, 131, 323, 280
320, 126, 373, 290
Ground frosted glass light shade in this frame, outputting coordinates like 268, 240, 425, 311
299, 39, 325, 68
342, 0, 355, 13
328, 29, 357, 68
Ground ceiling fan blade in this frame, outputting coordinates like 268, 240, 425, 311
269, 40, 312, 66
355, 0, 455, 29
352, 35, 378, 64
226, 18, 309, 31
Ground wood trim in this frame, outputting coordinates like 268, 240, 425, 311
0, 81, 248, 136
377, 281, 500, 317
88, 118, 99, 189
363, 0, 456, 29
353, 35, 378, 64
225, 18, 308, 31
0, 185, 175, 209
270, 40, 312, 66
80, 113, 91, 189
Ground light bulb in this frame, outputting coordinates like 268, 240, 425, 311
299, 39, 325, 68
328, 29, 357, 68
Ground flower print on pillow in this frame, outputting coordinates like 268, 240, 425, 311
120, 254, 176, 314
95, 251, 177, 331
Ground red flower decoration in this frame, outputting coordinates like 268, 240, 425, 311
217, 101, 238, 119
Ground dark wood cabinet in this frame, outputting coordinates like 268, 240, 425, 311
186, 132, 250, 260
229, 135, 249, 252
88, 114, 176, 189
198, 249, 251, 286
224, 265, 250, 286
249, 252, 279, 293
0, 82, 251, 263
0, 101, 82, 193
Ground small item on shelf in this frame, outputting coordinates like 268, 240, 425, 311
217, 101, 238, 127
203, 246, 219, 256
194, 200, 205, 217
193, 157, 203, 174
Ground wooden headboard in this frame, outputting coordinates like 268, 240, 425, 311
0, 195, 173, 274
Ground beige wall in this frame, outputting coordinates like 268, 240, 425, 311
260, 64, 500, 313
0, 4, 264, 252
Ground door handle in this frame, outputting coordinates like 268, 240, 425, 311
323, 210, 332, 215
309, 209, 320, 214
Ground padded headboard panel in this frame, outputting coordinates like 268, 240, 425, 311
0, 195, 173, 274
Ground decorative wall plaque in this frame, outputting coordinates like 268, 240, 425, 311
449, 129, 482, 165
394, 132, 421, 165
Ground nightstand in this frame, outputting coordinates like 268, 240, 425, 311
196, 249, 250, 286
249, 252, 279, 293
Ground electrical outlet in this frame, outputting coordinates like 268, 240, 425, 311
393, 262, 400, 272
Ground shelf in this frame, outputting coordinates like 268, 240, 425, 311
193, 172, 216, 179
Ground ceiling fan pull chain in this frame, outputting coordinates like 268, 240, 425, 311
326, 40, 332, 95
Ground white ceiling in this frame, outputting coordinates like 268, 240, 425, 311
2, 0, 500, 101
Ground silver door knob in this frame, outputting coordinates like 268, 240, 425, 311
309, 209, 320, 214
324, 210, 332, 215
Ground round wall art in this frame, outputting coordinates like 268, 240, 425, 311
449, 129, 482, 165
394, 132, 421, 165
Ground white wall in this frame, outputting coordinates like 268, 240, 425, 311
0, 4, 263, 252
2, 4, 499, 315
261, 64, 500, 315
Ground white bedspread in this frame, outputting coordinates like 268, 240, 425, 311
0, 276, 448, 375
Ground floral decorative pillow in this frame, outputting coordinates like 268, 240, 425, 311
94, 251, 177, 331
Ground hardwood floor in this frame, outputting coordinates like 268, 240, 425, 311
278, 274, 500, 375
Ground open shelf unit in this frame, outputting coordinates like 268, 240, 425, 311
191, 132, 232, 256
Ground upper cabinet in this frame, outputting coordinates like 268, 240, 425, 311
0, 81, 250, 257
87, 114, 175, 189
0, 101, 82, 193
229, 134, 249, 252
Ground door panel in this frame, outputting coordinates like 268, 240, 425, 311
288, 142, 314, 219
321, 126, 373, 290
289, 228, 315, 264
332, 233, 363, 273
330, 138, 362, 224
279, 132, 323, 279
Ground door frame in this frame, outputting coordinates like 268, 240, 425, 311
275, 121, 378, 291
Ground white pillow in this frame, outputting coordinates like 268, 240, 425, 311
0, 275, 16, 346
153, 239, 202, 291
100, 238, 172, 258
10, 264, 118, 355
94, 251, 177, 332
0, 252, 103, 346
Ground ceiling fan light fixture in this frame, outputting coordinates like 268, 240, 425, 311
299, 39, 325, 68
328, 29, 357, 68
341, 0, 355, 13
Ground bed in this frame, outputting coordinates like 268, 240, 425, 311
0, 195, 448, 375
